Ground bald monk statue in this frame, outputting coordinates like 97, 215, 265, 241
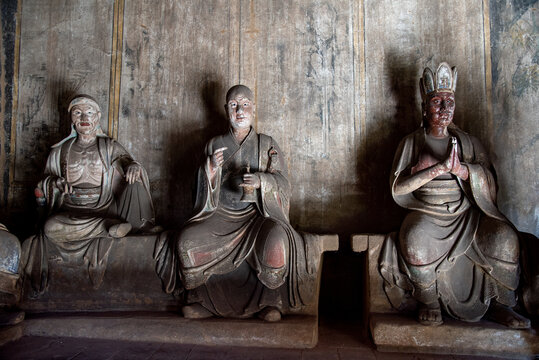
23, 95, 158, 295
380, 63, 530, 329
176, 85, 312, 322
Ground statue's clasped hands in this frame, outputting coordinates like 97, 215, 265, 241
440, 137, 468, 179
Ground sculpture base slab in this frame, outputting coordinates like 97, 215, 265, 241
23, 312, 319, 349
0, 324, 23, 347
370, 313, 538, 358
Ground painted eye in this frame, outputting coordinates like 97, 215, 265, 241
243, 103, 249, 107
230, 103, 237, 108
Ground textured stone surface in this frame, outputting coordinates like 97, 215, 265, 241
371, 312, 539, 358
0, 323, 22, 347
20, 234, 178, 313
0, 318, 508, 359
22, 312, 319, 349
351, 234, 397, 314
489, 2, 538, 235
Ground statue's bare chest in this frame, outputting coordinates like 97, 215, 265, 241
66, 142, 103, 187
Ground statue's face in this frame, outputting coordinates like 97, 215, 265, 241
425, 92, 455, 128
226, 94, 254, 130
71, 104, 101, 136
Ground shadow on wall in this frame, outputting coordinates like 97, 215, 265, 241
162, 77, 229, 229
356, 52, 421, 235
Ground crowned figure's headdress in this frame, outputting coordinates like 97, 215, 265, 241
420, 62, 458, 100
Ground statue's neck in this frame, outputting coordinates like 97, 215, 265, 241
427, 125, 449, 138
232, 127, 250, 144
75, 133, 98, 147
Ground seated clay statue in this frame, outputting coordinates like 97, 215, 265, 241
379, 63, 531, 329
0, 223, 24, 325
22, 95, 158, 295
176, 85, 312, 322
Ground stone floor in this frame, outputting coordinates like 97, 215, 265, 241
0, 316, 519, 360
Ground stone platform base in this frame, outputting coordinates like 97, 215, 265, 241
352, 234, 538, 359
371, 313, 538, 358
22, 312, 319, 348
0, 324, 22, 346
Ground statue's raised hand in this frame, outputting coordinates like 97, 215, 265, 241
126, 163, 142, 184
210, 147, 227, 173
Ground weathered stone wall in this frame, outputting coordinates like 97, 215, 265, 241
1, 0, 537, 240
489, 0, 538, 236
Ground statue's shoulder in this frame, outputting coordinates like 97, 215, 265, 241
450, 126, 484, 151
257, 132, 276, 147
207, 134, 225, 146
98, 135, 122, 150
400, 128, 424, 147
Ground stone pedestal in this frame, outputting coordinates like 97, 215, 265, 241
352, 234, 538, 358
22, 313, 319, 348
0, 324, 22, 347
371, 313, 538, 358
19, 233, 338, 348
20, 235, 178, 312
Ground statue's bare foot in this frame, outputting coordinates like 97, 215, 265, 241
182, 303, 214, 319
418, 302, 443, 326
487, 303, 531, 329
258, 307, 281, 322
108, 223, 132, 238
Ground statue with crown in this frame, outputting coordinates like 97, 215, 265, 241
22, 95, 159, 296
378, 62, 531, 329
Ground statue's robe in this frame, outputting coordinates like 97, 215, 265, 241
380, 126, 520, 322
22, 130, 155, 295
0, 224, 21, 300
176, 128, 311, 317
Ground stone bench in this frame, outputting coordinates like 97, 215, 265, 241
18, 233, 338, 348
351, 234, 538, 358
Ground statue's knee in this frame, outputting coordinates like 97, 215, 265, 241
0, 231, 21, 275
176, 224, 214, 267
399, 229, 436, 266
257, 221, 288, 269
476, 218, 519, 263
43, 218, 61, 238
176, 226, 196, 256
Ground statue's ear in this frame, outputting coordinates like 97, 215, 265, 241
97, 111, 102, 120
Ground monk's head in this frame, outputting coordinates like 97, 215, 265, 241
68, 95, 102, 136
225, 85, 255, 130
